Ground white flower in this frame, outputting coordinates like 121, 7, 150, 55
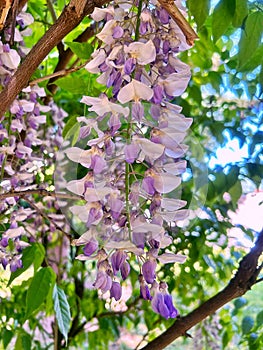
117, 79, 153, 103
81, 95, 129, 117
157, 252, 187, 264
135, 137, 165, 160
161, 198, 187, 211
124, 40, 156, 65
1, 49, 20, 69
153, 173, 181, 194
91, 6, 115, 21
85, 49, 107, 73
96, 19, 117, 45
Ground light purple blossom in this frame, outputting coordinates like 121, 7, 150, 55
151, 281, 179, 319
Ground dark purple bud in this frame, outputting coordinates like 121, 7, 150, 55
139, 275, 152, 300
83, 239, 98, 256
1, 258, 8, 269
113, 26, 124, 39
120, 260, 130, 280
142, 176, 156, 195
132, 232, 145, 249
0, 237, 8, 248
111, 250, 127, 275
142, 259, 157, 284
163, 40, 170, 55
124, 57, 136, 75
110, 281, 122, 301
17, 259, 23, 269
153, 37, 161, 53
118, 216, 127, 227
152, 85, 164, 104
149, 239, 160, 249
107, 69, 118, 87
10, 261, 18, 272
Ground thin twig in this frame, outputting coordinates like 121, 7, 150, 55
46, 0, 57, 23
29, 61, 88, 86
0, 188, 83, 201
23, 196, 72, 240
158, 0, 198, 46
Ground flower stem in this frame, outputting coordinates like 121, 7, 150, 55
135, 0, 143, 41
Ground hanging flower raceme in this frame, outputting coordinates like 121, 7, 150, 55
0, 6, 68, 271
60, 0, 195, 318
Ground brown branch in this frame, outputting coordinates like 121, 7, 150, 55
142, 228, 263, 350
158, 0, 198, 46
29, 60, 88, 86
0, 0, 110, 117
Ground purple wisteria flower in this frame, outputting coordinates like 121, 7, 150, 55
60, 0, 195, 317
151, 281, 179, 319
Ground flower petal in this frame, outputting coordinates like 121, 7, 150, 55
157, 252, 187, 264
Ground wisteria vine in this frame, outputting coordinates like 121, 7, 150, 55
58, 0, 195, 318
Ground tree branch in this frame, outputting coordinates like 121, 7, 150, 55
0, 0, 110, 117
158, 0, 198, 46
142, 228, 263, 350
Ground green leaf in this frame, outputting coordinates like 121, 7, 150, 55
56, 76, 90, 94
8, 243, 45, 286
212, 0, 236, 42
238, 45, 263, 72
242, 316, 254, 334
64, 123, 80, 146
53, 284, 71, 344
65, 42, 94, 59
238, 12, 263, 69
232, 0, 248, 27
25, 267, 54, 319
256, 310, 263, 328
2, 329, 13, 348
228, 180, 242, 207
62, 115, 78, 138
188, 0, 210, 28
14, 332, 31, 350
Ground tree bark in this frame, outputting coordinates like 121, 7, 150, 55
142, 228, 263, 349
0, 0, 109, 117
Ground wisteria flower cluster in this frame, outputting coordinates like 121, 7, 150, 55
0, 7, 67, 272
61, 0, 193, 318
